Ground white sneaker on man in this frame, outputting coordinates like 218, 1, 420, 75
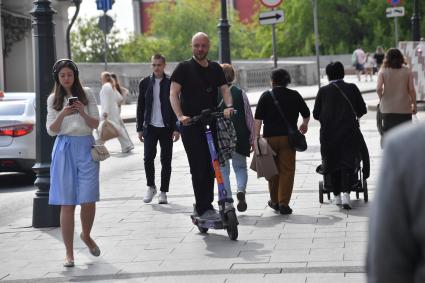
342, 192, 352, 210
333, 194, 342, 206
143, 186, 157, 203
158, 192, 168, 204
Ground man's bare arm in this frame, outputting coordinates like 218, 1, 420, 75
170, 81, 190, 125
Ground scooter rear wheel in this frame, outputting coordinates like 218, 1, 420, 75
226, 211, 238, 240
198, 227, 208, 234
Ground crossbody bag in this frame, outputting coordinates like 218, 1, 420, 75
269, 90, 307, 152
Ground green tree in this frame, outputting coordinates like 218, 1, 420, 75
121, 0, 266, 62
71, 17, 124, 62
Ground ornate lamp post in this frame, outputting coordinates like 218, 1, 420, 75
218, 0, 231, 64
412, 0, 421, 41
66, 0, 82, 59
31, 0, 60, 228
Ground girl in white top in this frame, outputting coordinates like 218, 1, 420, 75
46, 59, 101, 267
99, 72, 134, 153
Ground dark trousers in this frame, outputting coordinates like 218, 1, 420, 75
180, 124, 215, 216
330, 170, 351, 196
382, 113, 412, 133
144, 125, 173, 192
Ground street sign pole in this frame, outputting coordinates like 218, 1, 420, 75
103, 11, 108, 71
394, 17, 399, 47
271, 7, 277, 68
272, 22, 277, 68
312, 0, 320, 88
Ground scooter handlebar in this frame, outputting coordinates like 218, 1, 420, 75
177, 109, 237, 127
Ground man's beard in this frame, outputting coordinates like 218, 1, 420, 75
194, 52, 208, 61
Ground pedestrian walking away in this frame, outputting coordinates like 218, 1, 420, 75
99, 71, 134, 153
137, 54, 180, 204
219, 63, 255, 212
352, 47, 366, 82
46, 59, 101, 267
313, 61, 368, 210
110, 72, 129, 112
169, 32, 234, 221
254, 68, 310, 215
373, 46, 385, 74
376, 48, 417, 143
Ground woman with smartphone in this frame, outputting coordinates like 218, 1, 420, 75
99, 71, 134, 153
46, 59, 101, 267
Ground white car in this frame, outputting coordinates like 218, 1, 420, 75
0, 92, 36, 174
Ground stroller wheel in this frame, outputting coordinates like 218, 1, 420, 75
319, 181, 324, 204
363, 180, 368, 202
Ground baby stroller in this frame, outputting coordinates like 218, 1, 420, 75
316, 138, 370, 204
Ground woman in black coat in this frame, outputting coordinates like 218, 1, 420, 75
313, 61, 368, 209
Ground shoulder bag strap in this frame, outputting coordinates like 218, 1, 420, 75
332, 83, 358, 121
269, 90, 294, 133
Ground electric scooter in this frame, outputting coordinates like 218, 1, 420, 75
180, 109, 239, 240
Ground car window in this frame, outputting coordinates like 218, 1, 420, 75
0, 101, 26, 115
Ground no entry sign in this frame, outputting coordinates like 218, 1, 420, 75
387, 0, 401, 6
260, 0, 283, 8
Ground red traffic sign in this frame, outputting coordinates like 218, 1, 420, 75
260, 0, 283, 8
387, 0, 401, 6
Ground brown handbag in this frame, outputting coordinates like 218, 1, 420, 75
99, 118, 119, 141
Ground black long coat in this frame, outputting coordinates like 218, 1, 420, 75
313, 80, 367, 174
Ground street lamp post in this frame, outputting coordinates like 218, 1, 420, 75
412, 0, 421, 41
66, 0, 82, 59
31, 0, 60, 228
312, 0, 321, 88
218, 0, 231, 64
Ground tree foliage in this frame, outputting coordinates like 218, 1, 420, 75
70, 17, 124, 62
71, 0, 425, 62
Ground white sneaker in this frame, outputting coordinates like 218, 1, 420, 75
158, 192, 168, 204
143, 186, 157, 203
342, 192, 351, 210
333, 194, 342, 206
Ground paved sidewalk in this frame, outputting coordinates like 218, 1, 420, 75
0, 76, 381, 282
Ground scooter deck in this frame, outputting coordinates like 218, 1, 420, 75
191, 214, 224, 229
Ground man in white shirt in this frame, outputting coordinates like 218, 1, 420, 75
352, 47, 366, 82
137, 54, 180, 204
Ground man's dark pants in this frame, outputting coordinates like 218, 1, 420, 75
144, 125, 173, 192
180, 124, 215, 216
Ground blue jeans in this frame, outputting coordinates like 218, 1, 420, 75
220, 152, 248, 199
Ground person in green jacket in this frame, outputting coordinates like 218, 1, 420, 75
219, 64, 255, 212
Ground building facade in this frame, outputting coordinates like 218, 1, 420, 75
132, 0, 258, 34
0, 0, 73, 92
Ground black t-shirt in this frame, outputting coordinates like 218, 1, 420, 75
255, 87, 310, 137
171, 58, 227, 117
374, 53, 385, 65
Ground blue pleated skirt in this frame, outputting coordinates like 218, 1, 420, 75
49, 135, 100, 205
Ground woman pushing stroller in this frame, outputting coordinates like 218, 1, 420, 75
313, 61, 369, 209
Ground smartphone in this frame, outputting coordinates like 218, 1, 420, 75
68, 97, 78, 106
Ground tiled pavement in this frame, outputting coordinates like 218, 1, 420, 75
0, 76, 406, 282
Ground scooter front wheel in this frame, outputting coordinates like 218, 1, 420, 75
226, 210, 238, 240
